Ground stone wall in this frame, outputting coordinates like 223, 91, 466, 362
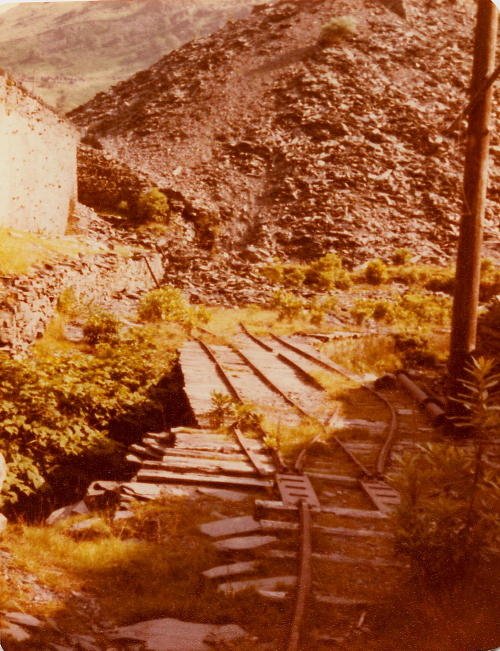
0, 251, 163, 355
0, 73, 78, 234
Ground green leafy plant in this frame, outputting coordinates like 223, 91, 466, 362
394, 358, 500, 585
304, 253, 351, 290
82, 310, 121, 345
391, 248, 413, 265
136, 188, 170, 224
363, 258, 389, 285
0, 326, 174, 505
351, 292, 450, 330
137, 286, 209, 332
270, 290, 306, 321
234, 403, 263, 431
205, 392, 237, 429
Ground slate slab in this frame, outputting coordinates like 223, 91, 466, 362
110, 618, 247, 651
213, 534, 277, 551
217, 575, 296, 595
196, 487, 249, 502
199, 515, 261, 538
203, 560, 259, 580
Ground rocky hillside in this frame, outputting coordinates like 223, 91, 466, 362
70, 0, 499, 268
0, 0, 259, 110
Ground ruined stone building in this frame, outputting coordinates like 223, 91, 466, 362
0, 71, 78, 234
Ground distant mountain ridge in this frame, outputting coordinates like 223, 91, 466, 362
0, 0, 260, 110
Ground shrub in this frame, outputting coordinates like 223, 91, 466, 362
190, 208, 220, 250
57, 287, 80, 318
261, 262, 284, 285
82, 311, 121, 345
138, 286, 190, 324
479, 258, 500, 301
309, 295, 337, 325
363, 258, 389, 285
394, 333, 438, 367
351, 301, 374, 325
391, 248, 413, 265
394, 360, 499, 585
283, 265, 307, 288
234, 403, 263, 431
304, 253, 351, 290
394, 442, 498, 585
262, 261, 306, 288
424, 267, 455, 294
351, 292, 451, 330
319, 15, 357, 45
137, 286, 210, 333
270, 290, 306, 321
451, 356, 500, 436
0, 327, 173, 504
136, 188, 170, 224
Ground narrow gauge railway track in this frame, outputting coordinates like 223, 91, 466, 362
122, 331, 439, 650
191, 326, 436, 650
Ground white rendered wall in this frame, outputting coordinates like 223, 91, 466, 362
0, 75, 78, 234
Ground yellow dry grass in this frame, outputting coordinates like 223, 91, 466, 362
0, 227, 101, 276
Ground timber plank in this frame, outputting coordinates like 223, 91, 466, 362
136, 469, 274, 489
139, 457, 258, 476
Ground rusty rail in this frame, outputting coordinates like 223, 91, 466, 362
269, 333, 399, 476
285, 500, 312, 651
197, 339, 286, 473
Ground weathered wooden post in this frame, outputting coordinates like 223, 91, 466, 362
448, 0, 498, 387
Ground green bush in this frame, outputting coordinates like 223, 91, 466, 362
394, 442, 498, 585
309, 295, 337, 326
138, 286, 190, 323
83, 311, 121, 345
261, 262, 284, 285
136, 188, 170, 224
304, 253, 351, 290
0, 327, 173, 505
271, 290, 306, 321
394, 360, 499, 585
351, 292, 451, 330
479, 258, 500, 301
283, 265, 307, 288
319, 15, 357, 45
262, 261, 306, 288
56, 287, 80, 318
391, 248, 413, 265
137, 286, 210, 331
363, 258, 389, 285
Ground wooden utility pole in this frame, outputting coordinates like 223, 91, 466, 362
448, 0, 498, 384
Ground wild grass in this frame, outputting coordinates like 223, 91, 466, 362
261, 417, 331, 462
0, 495, 289, 645
0, 227, 100, 276
318, 335, 402, 375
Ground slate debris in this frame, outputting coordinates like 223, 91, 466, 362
69, 0, 498, 290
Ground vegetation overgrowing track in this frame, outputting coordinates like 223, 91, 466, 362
133, 327, 445, 649
184, 325, 441, 649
